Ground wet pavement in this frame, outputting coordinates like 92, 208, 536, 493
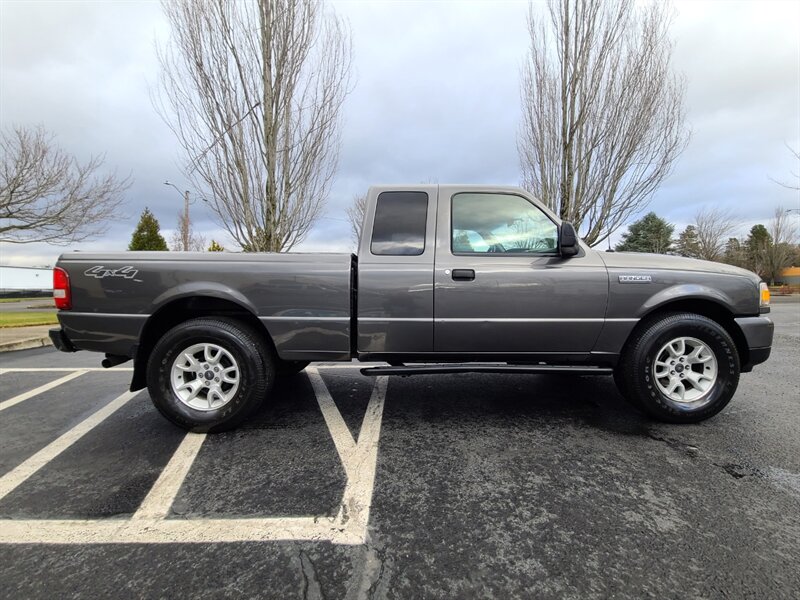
0, 303, 798, 599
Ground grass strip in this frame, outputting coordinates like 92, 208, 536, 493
0, 312, 58, 328
0, 297, 50, 304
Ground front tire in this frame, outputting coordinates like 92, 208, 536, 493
146, 317, 274, 432
618, 312, 740, 423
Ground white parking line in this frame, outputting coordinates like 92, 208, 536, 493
307, 367, 358, 470
337, 375, 389, 538
0, 516, 361, 544
0, 390, 140, 502
132, 433, 207, 520
0, 369, 388, 545
0, 370, 89, 412
0, 367, 133, 374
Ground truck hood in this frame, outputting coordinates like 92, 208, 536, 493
599, 251, 761, 281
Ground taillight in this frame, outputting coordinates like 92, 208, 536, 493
53, 267, 71, 310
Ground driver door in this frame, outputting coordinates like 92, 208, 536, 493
433, 187, 608, 356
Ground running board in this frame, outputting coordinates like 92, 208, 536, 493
360, 364, 614, 377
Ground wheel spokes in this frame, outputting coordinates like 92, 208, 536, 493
667, 339, 685, 358
684, 370, 712, 391
654, 359, 671, 376
171, 342, 240, 411
653, 336, 718, 404
222, 366, 239, 384
177, 353, 200, 372
177, 378, 205, 402
204, 344, 222, 365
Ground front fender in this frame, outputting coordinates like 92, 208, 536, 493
638, 283, 741, 318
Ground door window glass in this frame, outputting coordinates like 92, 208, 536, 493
452, 193, 558, 254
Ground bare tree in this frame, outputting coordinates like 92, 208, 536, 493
518, 0, 689, 247
345, 193, 367, 248
761, 207, 799, 285
693, 206, 738, 262
771, 143, 800, 191
0, 125, 129, 245
169, 211, 207, 251
155, 0, 352, 252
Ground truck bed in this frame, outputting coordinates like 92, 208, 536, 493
56, 252, 354, 361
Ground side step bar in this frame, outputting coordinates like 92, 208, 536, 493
360, 364, 614, 377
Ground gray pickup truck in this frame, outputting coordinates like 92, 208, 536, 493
50, 184, 773, 431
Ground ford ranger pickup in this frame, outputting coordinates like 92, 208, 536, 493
49, 185, 774, 431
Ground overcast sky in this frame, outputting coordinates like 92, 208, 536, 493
1, 0, 798, 266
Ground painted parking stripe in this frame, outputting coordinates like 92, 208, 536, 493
0, 389, 140, 502
306, 367, 358, 473
132, 432, 207, 520
0, 371, 388, 545
0, 368, 133, 374
336, 375, 389, 538
0, 370, 89, 413
0, 516, 363, 545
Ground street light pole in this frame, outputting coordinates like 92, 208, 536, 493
164, 181, 191, 251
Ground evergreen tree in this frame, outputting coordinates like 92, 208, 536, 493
674, 225, 701, 258
723, 237, 747, 268
208, 240, 225, 252
128, 208, 168, 251
615, 213, 674, 254
745, 224, 771, 277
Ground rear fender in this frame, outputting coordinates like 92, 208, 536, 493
150, 282, 258, 315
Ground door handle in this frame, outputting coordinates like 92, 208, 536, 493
452, 269, 475, 281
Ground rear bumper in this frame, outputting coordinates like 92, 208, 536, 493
734, 316, 773, 372
49, 328, 78, 353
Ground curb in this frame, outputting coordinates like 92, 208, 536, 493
0, 337, 52, 353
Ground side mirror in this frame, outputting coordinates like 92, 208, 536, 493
559, 222, 579, 257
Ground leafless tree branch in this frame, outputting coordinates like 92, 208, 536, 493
170, 210, 207, 251
769, 143, 800, 191
154, 0, 352, 252
0, 125, 130, 245
345, 192, 366, 249
518, 0, 689, 246
762, 207, 799, 284
693, 206, 738, 262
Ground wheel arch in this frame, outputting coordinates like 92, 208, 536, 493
130, 294, 275, 391
629, 298, 749, 369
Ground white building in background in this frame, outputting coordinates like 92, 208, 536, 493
0, 266, 52, 294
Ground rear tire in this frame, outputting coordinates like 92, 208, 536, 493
146, 317, 274, 432
618, 312, 740, 423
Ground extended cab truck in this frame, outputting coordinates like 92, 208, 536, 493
50, 185, 774, 431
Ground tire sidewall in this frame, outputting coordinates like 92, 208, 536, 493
147, 320, 267, 431
634, 315, 739, 422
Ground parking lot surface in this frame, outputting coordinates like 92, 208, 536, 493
1, 303, 798, 599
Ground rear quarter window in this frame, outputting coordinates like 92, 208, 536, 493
370, 191, 428, 256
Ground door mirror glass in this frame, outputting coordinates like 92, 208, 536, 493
559, 222, 579, 257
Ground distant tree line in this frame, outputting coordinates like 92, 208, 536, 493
615, 208, 800, 284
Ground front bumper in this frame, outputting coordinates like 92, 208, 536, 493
734, 316, 773, 372
49, 328, 78, 353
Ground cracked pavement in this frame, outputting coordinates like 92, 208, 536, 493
0, 301, 798, 599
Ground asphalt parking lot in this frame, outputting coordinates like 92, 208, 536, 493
1, 303, 798, 599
